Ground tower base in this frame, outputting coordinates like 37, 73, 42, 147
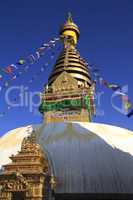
44, 109, 90, 123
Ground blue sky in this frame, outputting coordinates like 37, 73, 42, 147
0, 0, 133, 136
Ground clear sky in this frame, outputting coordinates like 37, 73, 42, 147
0, 0, 133, 136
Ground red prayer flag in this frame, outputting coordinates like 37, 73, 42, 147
4, 66, 13, 74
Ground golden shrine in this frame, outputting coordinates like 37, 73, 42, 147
0, 130, 51, 200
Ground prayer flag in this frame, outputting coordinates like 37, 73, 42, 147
125, 101, 132, 111
12, 75, 17, 80
54, 37, 60, 41
4, 67, 11, 74
37, 47, 45, 56
122, 95, 132, 111
27, 55, 36, 64
42, 43, 49, 47
36, 51, 40, 59
50, 40, 55, 44
99, 78, 108, 87
4, 66, 13, 74
17, 59, 25, 65
108, 84, 121, 91
127, 109, 133, 117
11, 64, 18, 69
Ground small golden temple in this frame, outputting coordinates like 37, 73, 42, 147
0, 130, 51, 200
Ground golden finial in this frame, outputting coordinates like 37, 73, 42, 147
60, 13, 80, 46
67, 12, 73, 23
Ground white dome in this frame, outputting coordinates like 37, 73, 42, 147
0, 122, 133, 193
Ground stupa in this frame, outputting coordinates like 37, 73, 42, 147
0, 14, 133, 200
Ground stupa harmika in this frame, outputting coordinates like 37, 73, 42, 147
0, 14, 133, 200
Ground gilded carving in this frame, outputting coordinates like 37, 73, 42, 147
0, 130, 50, 200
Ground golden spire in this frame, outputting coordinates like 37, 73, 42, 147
39, 14, 95, 123
67, 12, 73, 23
48, 13, 91, 87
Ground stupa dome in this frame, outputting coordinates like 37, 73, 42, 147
0, 122, 133, 193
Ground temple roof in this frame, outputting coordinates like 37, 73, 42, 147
48, 48, 91, 86
48, 14, 91, 87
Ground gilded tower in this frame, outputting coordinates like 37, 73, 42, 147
39, 13, 95, 123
